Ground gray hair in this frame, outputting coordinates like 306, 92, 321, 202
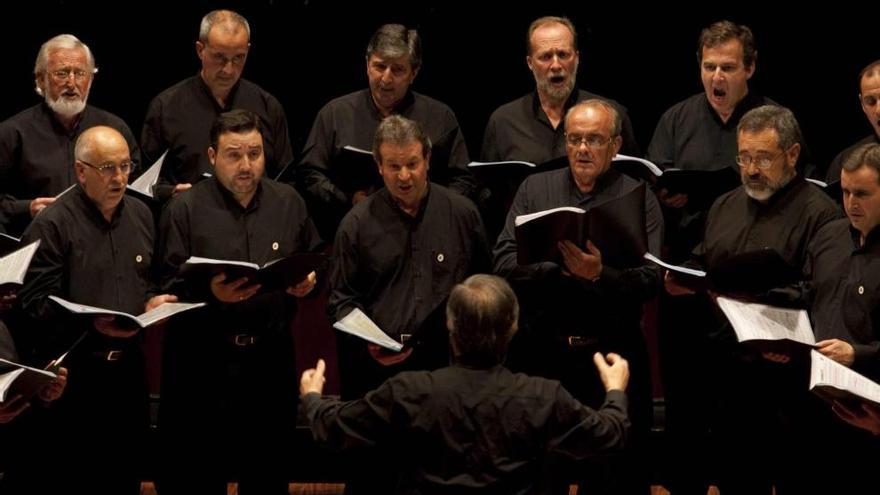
446, 274, 519, 363
697, 20, 757, 68
365, 24, 421, 71
565, 99, 622, 137
372, 115, 432, 162
842, 143, 880, 184
199, 10, 251, 43
34, 34, 96, 95
527, 16, 577, 55
738, 105, 802, 151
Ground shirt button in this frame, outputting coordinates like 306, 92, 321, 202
272, 242, 279, 251
437, 253, 445, 263
135, 255, 143, 263
859, 285, 865, 295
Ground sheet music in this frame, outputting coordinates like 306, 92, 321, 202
716, 296, 816, 345
48, 296, 205, 328
0, 240, 40, 285
612, 154, 663, 176
810, 350, 880, 405
128, 150, 168, 197
643, 253, 707, 277
333, 308, 403, 352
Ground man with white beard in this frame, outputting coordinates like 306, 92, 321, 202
0, 34, 140, 236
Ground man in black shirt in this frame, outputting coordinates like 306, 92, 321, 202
297, 24, 476, 239
329, 115, 490, 399
667, 106, 841, 495
646, 21, 773, 493
494, 99, 661, 495
0, 34, 140, 236
481, 16, 639, 166
479, 16, 639, 240
303, 274, 631, 495
141, 9, 293, 200
13, 126, 173, 494
825, 60, 880, 185
154, 110, 320, 494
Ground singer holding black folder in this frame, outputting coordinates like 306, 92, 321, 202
153, 110, 321, 494
493, 99, 661, 495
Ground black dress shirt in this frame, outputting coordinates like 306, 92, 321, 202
155, 177, 322, 334
18, 187, 154, 351
141, 76, 293, 193
329, 184, 490, 340
480, 89, 640, 165
303, 363, 630, 495
809, 218, 880, 378
494, 168, 663, 341
696, 176, 842, 274
646, 92, 775, 260
825, 134, 880, 184
296, 89, 475, 238
0, 103, 141, 235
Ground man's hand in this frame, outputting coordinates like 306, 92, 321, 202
833, 400, 880, 435
0, 395, 29, 423
593, 352, 629, 392
38, 367, 68, 403
145, 294, 179, 312
173, 183, 192, 195
29, 197, 56, 217
657, 188, 689, 208
93, 315, 139, 338
816, 339, 856, 366
300, 358, 327, 395
559, 240, 602, 281
210, 273, 261, 303
368, 343, 413, 366
0, 289, 17, 312
286, 271, 317, 298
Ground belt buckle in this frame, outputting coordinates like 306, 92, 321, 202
233, 334, 257, 346
567, 336, 591, 348
399, 333, 412, 345
106, 350, 122, 361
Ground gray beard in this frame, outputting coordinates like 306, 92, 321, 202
46, 94, 87, 118
743, 169, 796, 202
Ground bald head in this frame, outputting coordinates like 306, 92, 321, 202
75, 126, 127, 164
74, 126, 132, 219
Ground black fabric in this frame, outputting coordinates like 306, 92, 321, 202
141, 75, 293, 199
303, 364, 630, 495
0, 103, 140, 236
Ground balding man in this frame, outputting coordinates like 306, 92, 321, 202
15, 126, 175, 494
142, 9, 293, 200
0, 34, 141, 236
493, 99, 661, 494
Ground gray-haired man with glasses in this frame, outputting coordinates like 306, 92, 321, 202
12, 125, 175, 494
493, 99, 662, 494
665, 105, 842, 494
0, 34, 140, 237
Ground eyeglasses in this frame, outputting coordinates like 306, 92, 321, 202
735, 151, 784, 170
565, 133, 613, 149
79, 159, 134, 177
50, 68, 92, 82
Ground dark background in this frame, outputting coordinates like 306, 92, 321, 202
3, 2, 875, 179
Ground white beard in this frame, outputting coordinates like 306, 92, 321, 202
46, 94, 86, 118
